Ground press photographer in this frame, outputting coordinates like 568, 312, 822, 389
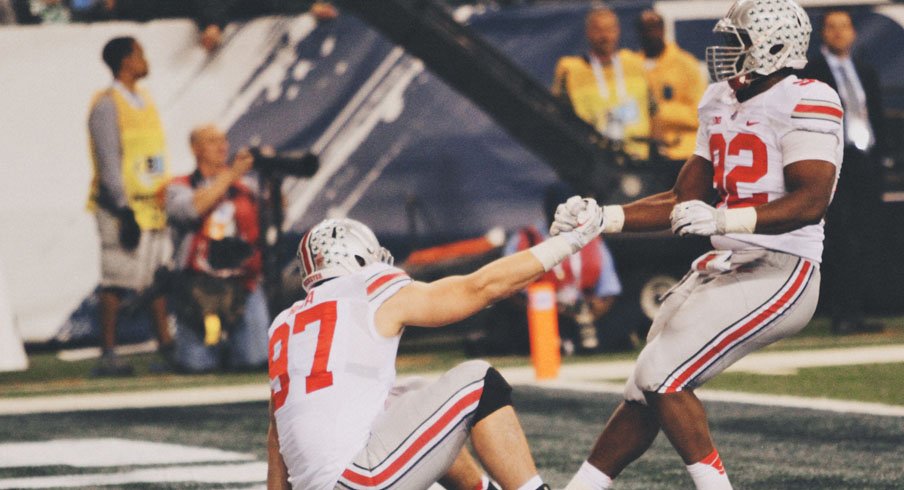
164, 124, 271, 372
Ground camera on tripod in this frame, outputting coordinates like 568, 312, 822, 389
249, 147, 320, 177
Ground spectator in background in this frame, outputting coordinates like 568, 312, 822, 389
638, 9, 705, 164
87, 36, 174, 376
196, 0, 337, 52
0, 0, 15, 24
10, 0, 71, 23
553, 7, 652, 160
165, 124, 269, 372
800, 9, 886, 335
480, 183, 624, 356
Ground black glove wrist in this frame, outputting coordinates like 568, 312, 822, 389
117, 206, 141, 251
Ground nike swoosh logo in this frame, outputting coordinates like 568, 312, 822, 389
746, 121, 759, 126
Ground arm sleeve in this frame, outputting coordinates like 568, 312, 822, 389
88, 96, 126, 210
692, 122, 709, 160
165, 179, 201, 223
551, 59, 568, 97
691, 84, 717, 160
780, 130, 840, 167
365, 265, 412, 310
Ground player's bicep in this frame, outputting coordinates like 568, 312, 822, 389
784, 159, 836, 203
674, 154, 716, 203
376, 278, 479, 334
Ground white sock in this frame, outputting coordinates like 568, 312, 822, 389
685, 450, 732, 489
563, 461, 614, 490
515, 475, 544, 490
479, 474, 491, 490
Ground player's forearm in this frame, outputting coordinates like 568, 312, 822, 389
468, 251, 546, 307
618, 154, 714, 232
191, 168, 239, 215
749, 194, 828, 234
621, 191, 677, 232
402, 251, 545, 329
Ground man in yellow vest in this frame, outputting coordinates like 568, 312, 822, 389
87, 36, 174, 376
638, 9, 706, 163
553, 7, 652, 160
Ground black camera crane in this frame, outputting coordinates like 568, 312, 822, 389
336, 0, 625, 199
254, 150, 320, 312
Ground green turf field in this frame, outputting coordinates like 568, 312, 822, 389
1, 389, 901, 489
1, 315, 902, 405
1, 316, 902, 489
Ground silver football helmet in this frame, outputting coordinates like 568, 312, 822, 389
298, 218, 394, 291
706, 0, 811, 83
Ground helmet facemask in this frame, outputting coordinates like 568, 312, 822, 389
298, 218, 394, 292
706, 0, 811, 86
706, 21, 754, 83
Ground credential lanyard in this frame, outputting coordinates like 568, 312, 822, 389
590, 54, 628, 103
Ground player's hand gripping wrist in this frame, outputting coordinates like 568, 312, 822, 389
670, 200, 757, 236
532, 196, 604, 271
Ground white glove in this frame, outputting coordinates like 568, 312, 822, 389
670, 200, 758, 236
530, 196, 603, 271
549, 196, 588, 236
670, 200, 723, 236
558, 197, 604, 253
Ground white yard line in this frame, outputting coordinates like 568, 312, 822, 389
0, 385, 269, 416
2, 346, 903, 417
0, 462, 267, 489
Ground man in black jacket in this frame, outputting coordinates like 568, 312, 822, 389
800, 9, 886, 334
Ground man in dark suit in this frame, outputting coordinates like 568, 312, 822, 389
800, 9, 887, 334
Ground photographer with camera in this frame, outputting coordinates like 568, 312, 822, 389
165, 124, 269, 372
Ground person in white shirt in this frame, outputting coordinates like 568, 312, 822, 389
800, 9, 887, 335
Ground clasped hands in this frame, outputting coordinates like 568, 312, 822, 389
549, 196, 728, 239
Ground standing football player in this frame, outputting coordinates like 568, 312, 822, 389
267, 214, 603, 490
556, 1, 842, 489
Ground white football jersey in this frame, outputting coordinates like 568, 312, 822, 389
693, 75, 844, 263
269, 262, 412, 490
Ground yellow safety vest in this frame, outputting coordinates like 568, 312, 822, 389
87, 86, 169, 230
553, 49, 651, 160
642, 43, 706, 161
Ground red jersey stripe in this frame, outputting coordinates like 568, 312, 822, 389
366, 271, 408, 296
695, 253, 718, 271
665, 261, 812, 392
341, 387, 483, 486
793, 103, 843, 118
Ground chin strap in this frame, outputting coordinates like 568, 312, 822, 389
728, 76, 748, 91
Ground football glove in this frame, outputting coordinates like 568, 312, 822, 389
550, 195, 592, 236
558, 197, 604, 253
117, 206, 141, 251
670, 200, 757, 236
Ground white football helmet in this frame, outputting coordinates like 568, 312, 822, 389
706, 0, 811, 83
298, 218, 394, 292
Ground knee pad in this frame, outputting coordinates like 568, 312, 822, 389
472, 366, 513, 425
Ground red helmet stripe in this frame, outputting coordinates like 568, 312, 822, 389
300, 230, 314, 276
